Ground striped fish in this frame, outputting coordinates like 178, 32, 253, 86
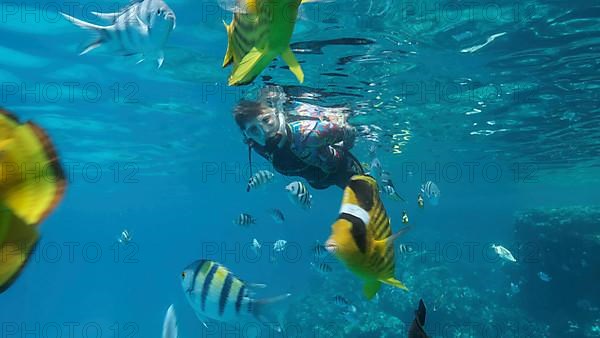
233, 213, 255, 226
60, 0, 176, 68
325, 175, 410, 299
247, 170, 275, 192
181, 260, 290, 325
381, 171, 405, 202
421, 181, 440, 206
285, 181, 312, 210
310, 262, 332, 274
268, 208, 285, 224
222, 0, 306, 85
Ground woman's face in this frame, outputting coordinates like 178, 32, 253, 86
243, 110, 279, 146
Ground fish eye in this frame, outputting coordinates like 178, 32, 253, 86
181, 271, 186, 278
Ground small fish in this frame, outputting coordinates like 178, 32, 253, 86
285, 181, 312, 210
538, 271, 552, 282
181, 260, 290, 327
247, 170, 275, 192
510, 282, 520, 294
310, 262, 332, 274
312, 241, 328, 259
273, 239, 287, 252
233, 213, 256, 226
333, 295, 358, 322
421, 181, 440, 206
251, 238, 261, 254
491, 244, 517, 262
60, 0, 176, 68
369, 157, 382, 181
401, 211, 409, 224
417, 193, 424, 208
222, 0, 305, 85
118, 229, 132, 243
268, 208, 285, 224
162, 304, 178, 338
398, 244, 412, 254
381, 171, 405, 201
326, 175, 410, 299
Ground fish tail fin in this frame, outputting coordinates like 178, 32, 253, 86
222, 20, 234, 68
228, 47, 275, 86
363, 280, 381, 300
251, 293, 291, 331
281, 47, 304, 83
381, 277, 409, 291
60, 12, 110, 55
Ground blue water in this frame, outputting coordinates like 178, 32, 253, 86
1, 0, 599, 337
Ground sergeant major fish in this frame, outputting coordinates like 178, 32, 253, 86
247, 170, 275, 192
181, 260, 290, 329
234, 213, 256, 226
268, 208, 285, 224
325, 175, 410, 299
60, 0, 176, 68
285, 181, 312, 210
222, 0, 308, 85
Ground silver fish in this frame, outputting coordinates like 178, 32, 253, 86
60, 0, 176, 68
268, 208, 285, 224
421, 181, 441, 205
310, 262, 332, 274
162, 304, 178, 338
118, 229, 132, 243
247, 170, 275, 192
285, 181, 312, 210
233, 213, 255, 226
181, 260, 289, 327
273, 240, 287, 252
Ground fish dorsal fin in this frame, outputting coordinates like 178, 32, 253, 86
91, 11, 123, 21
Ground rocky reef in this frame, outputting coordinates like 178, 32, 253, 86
509, 206, 600, 337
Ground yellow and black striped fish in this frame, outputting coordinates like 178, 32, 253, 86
222, 0, 306, 86
325, 175, 410, 299
1, 109, 66, 293
181, 259, 290, 326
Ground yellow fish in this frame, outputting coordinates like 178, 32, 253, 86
0, 109, 66, 292
325, 175, 410, 299
222, 0, 307, 86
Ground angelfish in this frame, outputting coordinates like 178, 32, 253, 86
325, 175, 410, 299
60, 0, 176, 68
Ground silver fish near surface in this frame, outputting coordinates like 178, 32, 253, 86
247, 170, 275, 192
181, 260, 290, 329
60, 0, 176, 68
234, 213, 256, 226
285, 181, 312, 210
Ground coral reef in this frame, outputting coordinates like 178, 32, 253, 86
510, 206, 600, 337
